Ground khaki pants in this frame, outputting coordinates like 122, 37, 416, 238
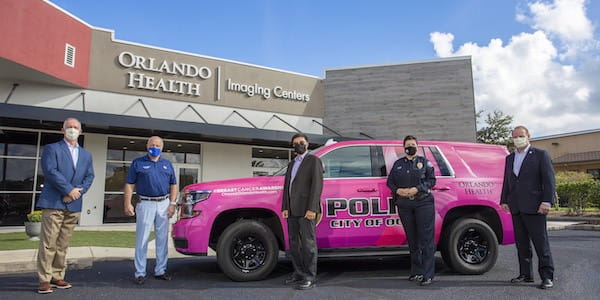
37, 209, 80, 283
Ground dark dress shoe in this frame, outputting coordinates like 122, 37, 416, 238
284, 275, 303, 285
154, 273, 172, 281
408, 275, 423, 281
539, 279, 554, 289
510, 275, 534, 283
295, 280, 315, 290
419, 278, 433, 286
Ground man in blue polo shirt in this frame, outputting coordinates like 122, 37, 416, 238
123, 136, 177, 284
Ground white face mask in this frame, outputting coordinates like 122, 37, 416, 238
65, 128, 80, 141
513, 137, 528, 148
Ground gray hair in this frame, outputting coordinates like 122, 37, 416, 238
62, 117, 81, 129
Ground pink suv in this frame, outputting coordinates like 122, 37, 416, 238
172, 140, 513, 281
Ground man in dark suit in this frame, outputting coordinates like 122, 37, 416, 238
36, 118, 95, 294
281, 133, 323, 290
500, 125, 555, 289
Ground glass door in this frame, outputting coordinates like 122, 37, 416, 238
174, 165, 201, 191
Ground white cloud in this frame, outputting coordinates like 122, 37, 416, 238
429, 32, 455, 57
430, 0, 600, 136
526, 0, 594, 42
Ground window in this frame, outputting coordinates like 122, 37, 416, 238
0, 129, 65, 226
382, 146, 425, 175
425, 146, 453, 177
587, 169, 600, 180
321, 146, 373, 178
103, 137, 201, 223
252, 147, 290, 177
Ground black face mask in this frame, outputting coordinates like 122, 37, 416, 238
405, 146, 417, 156
294, 143, 307, 155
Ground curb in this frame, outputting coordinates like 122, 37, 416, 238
547, 216, 600, 222
0, 255, 118, 275
0, 245, 187, 275
566, 224, 600, 231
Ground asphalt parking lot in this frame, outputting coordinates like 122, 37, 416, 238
1, 230, 598, 300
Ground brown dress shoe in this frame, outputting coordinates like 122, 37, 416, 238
38, 282, 53, 294
51, 279, 72, 289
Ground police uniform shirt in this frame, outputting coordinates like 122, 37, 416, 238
126, 155, 177, 197
387, 156, 436, 199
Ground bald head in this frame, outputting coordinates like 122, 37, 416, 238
147, 136, 164, 149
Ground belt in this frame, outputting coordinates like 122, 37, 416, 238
400, 193, 431, 201
138, 195, 169, 201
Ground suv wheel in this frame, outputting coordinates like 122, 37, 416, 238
440, 218, 498, 274
217, 219, 279, 281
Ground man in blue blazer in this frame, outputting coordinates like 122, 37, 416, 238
500, 125, 555, 290
36, 118, 95, 294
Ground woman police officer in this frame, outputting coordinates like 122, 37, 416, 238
386, 135, 437, 286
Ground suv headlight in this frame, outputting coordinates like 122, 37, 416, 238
179, 190, 211, 219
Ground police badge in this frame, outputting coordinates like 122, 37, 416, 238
417, 162, 423, 169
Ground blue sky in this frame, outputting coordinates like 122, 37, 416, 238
50, 0, 600, 136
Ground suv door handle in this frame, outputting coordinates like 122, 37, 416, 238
432, 186, 450, 191
356, 188, 377, 192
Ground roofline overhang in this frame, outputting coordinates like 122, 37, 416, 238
0, 103, 333, 147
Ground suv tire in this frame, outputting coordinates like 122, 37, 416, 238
217, 219, 279, 281
440, 218, 498, 274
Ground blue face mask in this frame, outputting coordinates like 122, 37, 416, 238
148, 147, 161, 157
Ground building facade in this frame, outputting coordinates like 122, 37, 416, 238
530, 129, 600, 179
324, 58, 477, 141
0, 0, 476, 226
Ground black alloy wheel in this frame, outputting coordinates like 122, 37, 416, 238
217, 219, 279, 281
440, 218, 498, 274
457, 227, 489, 264
231, 235, 267, 272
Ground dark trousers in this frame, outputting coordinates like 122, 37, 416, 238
287, 216, 317, 281
512, 213, 554, 280
397, 198, 435, 279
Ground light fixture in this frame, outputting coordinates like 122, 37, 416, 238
177, 144, 182, 147
129, 140, 135, 144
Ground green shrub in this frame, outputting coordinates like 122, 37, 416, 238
555, 171, 593, 184
556, 180, 598, 215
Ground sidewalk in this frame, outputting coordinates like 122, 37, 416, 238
1, 221, 598, 275
0, 224, 188, 275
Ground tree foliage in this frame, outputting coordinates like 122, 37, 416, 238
476, 110, 514, 148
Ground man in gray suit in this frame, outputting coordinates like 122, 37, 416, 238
281, 133, 323, 290
501, 125, 555, 289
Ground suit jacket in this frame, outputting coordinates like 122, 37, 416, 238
36, 140, 95, 212
282, 154, 324, 217
500, 146, 555, 215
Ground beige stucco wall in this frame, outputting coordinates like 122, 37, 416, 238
88, 29, 324, 118
530, 131, 600, 159
201, 142, 252, 182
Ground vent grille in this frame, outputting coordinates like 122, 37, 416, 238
64, 43, 76, 67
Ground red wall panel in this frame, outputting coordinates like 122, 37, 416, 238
0, 0, 91, 87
